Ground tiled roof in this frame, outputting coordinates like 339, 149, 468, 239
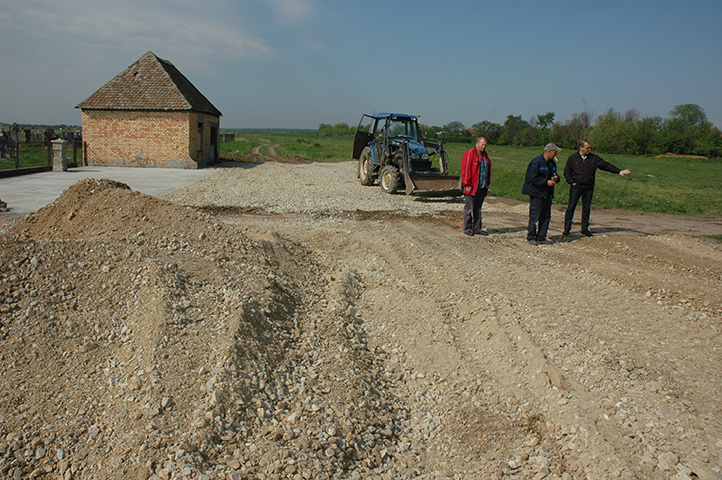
76, 51, 222, 116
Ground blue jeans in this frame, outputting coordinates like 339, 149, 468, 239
564, 185, 594, 233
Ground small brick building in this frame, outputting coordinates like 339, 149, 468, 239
76, 51, 222, 169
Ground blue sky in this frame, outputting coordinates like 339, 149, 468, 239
1, 0, 720, 130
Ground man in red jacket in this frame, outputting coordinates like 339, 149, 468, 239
461, 137, 492, 236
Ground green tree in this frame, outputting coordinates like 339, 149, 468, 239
331, 123, 352, 135
550, 111, 591, 149
634, 116, 663, 155
500, 115, 529, 146
589, 109, 666, 155
438, 121, 473, 143
661, 104, 712, 155
420, 124, 440, 139
471, 121, 503, 144
669, 104, 709, 128
537, 112, 555, 130
588, 109, 624, 154
535, 112, 555, 145
443, 121, 465, 133
694, 127, 722, 158
520, 126, 539, 146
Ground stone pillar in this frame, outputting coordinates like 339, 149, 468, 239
52, 138, 69, 171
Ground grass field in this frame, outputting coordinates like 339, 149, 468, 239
221, 132, 721, 217
222, 132, 351, 161
0, 143, 84, 171
445, 144, 722, 217
0, 144, 54, 170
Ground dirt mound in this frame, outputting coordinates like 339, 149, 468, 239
0, 179, 402, 479
13, 178, 207, 242
654, 152, 709, 159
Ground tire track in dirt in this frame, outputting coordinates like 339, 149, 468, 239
165, 162, 722, 478
242, 211, 722, 478
262, 217, 578, 472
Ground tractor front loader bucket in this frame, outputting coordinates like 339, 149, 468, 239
401, 140, 462, 197
404, 173, 462, 197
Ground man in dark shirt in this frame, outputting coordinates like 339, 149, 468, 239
563, 140, 631, 237
522, 143, 560, 245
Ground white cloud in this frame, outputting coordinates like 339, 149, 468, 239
260, 0, 315, 24
0, 0, 275, 71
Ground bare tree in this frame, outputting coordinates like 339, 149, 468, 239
624, 108, 641, 122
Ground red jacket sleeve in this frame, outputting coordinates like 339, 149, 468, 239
461, 148, 474, 187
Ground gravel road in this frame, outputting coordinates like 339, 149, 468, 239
1, 160, 721, 479
167, 161, 722, 479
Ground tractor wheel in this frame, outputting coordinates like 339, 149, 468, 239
358, 147, 374, 186
379, 165, 400, 194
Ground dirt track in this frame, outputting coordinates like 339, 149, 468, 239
219, 174, 722, 478
251, 145, 280, 156
1, 160, 721, 479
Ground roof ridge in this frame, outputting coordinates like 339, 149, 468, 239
75, 51, 221, 116
151, 52, 193, 111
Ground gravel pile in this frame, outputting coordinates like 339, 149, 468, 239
163, 161, 466, 218
0, 178, 410, 479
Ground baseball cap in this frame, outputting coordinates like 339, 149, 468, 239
544, 143, 562, 152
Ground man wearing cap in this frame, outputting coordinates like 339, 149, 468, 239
522, 143, 561, 245
563, 140, 631, 237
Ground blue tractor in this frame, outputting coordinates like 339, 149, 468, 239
352, 113, 461, 196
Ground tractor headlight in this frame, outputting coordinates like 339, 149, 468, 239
421, 153, 429, 160
410, 153, 420, 160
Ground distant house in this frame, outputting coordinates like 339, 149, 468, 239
76, 51, 222, 168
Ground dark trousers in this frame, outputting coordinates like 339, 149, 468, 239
463, 188, 487, 233
527, 196, 552, 241
564, 185, 594, 233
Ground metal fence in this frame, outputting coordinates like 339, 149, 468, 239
0, 124, 82, 176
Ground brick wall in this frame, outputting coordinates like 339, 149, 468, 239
81, 110, 220, 168
189, 112, 220, 165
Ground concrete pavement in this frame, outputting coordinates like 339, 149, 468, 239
0, 166, 220, 215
